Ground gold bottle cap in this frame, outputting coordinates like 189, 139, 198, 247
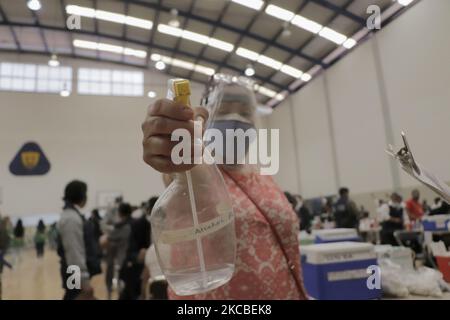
173, 79, 191, 106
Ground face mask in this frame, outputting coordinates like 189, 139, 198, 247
207, 119, 255, 165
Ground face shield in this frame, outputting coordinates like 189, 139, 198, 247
201, 74, 258, 166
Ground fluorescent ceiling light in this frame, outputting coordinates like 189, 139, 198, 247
236, 47, 259, 61
124, 16, 153, 30
157, 24, 234, 52
319, 27, 347, 45
171, 59, 195, 70
398, 0, 413, 6
265, 4, 295, 22
208, 38, 234, 52
97, 43, 123, 54
343, 38, 357, 49
257, 86, 277, 98
231, 0, 264, 11
257, 55, 282, 70
150, 54, 162, 62
291, 15, 322, 34
301, 73, 312, 82
73, 39, 147, 58
182, 30, 209, 44
280, 65, 303, 78
66, 5, 152, 30
275, 93, 286, 101
237, 47, 305, 78
66, 5, 95, 17
152, 54, 215, 77
124, 48, 147, 58
194, 65, 215, 76
263, 4, 354, 48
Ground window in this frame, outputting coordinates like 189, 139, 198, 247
0, 62, 72, 93
77, 68, 143, 96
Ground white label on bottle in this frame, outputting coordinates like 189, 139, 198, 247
327, 269, 368, 282
159, 203, 233, 245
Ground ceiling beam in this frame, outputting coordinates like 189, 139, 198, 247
309, 0, 365, 26
30, 9, 50, 54
167, 0, 196, 74
216, 1, 268, 76
124, 0, 325, 67
260, 0, 355, 93
186, 1, 231, 80
250, 0, 310, 92
0, 3, 21, 51
145, 0, 161, 68
60, 0, 74, 57
0, 20, 283, 90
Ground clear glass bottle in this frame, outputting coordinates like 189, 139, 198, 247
150, 79, 236, 296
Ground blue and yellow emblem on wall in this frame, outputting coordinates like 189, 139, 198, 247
9, 142, 51, 176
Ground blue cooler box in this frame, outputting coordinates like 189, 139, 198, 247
422, 214, 450, 231
301, 242, 381, 300
313, 228, 361, 244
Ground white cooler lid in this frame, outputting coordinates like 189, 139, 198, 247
301, 241, 376, 264
312, 228, 358, 240
422, 214, 450, 222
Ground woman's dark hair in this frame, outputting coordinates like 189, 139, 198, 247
118, 203, 132, 218
63, 180, 87, 205
91, 209, 101, 220
14, 219, 25, 237
284, 191, 297, 209
339, 187, 349, 197
37, 219, 46, 232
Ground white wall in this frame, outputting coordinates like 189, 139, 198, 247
267, 0, 450, 211
0, 53, 205, 217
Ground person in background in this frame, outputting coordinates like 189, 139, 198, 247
0, 215, 12, 273
12, 219, 25, 262
13, 219, 25, 247
58, 180, 100, 300
47, 223, 58, 250
430, 197, 450, 215
119, 198, 152, 300
422, 200, 431, 215
405, 189, 424, 222
89, 209, 103, 249
142, 78, 307, 299
142, 197, 166, 300
379, 193, 408, 246
102, 203, 132, 299
295, 195, 312, 232
102, 196, 123, 298
333, 187, 360, 229
34, 220, 46, 258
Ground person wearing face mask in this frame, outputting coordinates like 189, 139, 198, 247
57, 180, 100, 300
141, 75, 307, 300
379, 193, 409, 246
